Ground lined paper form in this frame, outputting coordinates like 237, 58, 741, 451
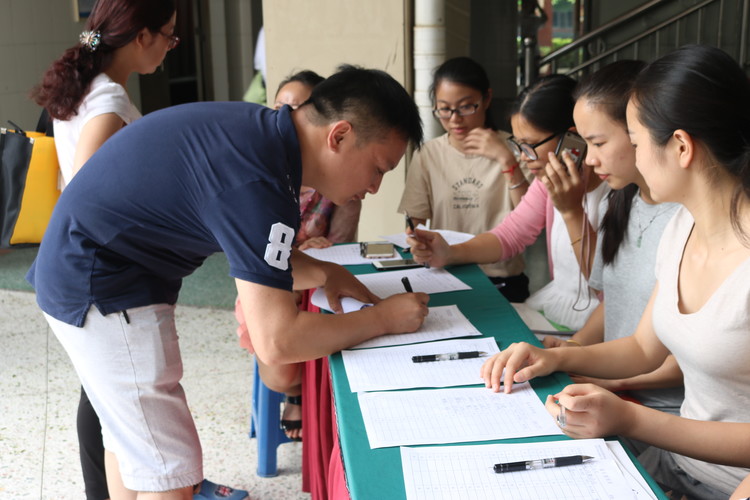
356, 267, 471, 298
302, 243, 401, 266
310, 268, 472, 313
351, 305, 482, 349
379, 227, 475, 249
342, 337, 499, 392
358, 385, 563, 448
400, 439, 638, 500
606, 441, 658, 499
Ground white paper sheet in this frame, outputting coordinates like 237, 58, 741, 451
358, 385, 563, 449
342, 337, 499, 392
606, 441, 658, 500
310, 267, 472, 313
380, 226, 475, 249
511, 302, 562, 334
302, 243, 401, 266
356, 267, 471, 297
351, 304, 482, 349
400, 439, 638, 500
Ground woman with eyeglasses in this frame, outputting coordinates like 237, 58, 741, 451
479, 45, 750, 499
408, 73, 608, 330
399, 57, 532, 302
33, 0, 180, 191
32, 1, 246, 499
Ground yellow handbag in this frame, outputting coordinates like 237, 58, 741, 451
0, 116, 61, 248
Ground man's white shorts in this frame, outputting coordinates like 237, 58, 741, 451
46, 304, 203, 492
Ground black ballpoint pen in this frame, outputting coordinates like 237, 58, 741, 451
401, 276, 413, 293
493, 455, 594, 473
404, 213, 430, 269
412, 351, 487, 363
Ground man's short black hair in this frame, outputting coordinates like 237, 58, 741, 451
304, 64, 423, 147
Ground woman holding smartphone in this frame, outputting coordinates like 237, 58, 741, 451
409, 74, 608, 330
481, 45, 750, 499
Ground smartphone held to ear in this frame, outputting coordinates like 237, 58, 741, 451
555, 131, 587, 171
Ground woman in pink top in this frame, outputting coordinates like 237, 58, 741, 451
409, 75, 608, 330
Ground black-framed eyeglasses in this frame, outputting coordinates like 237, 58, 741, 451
506, 132, 560, 161
159, 32, 180, 50
432, 102, 481, 120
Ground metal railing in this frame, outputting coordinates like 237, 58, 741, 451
526, 0, 750, 82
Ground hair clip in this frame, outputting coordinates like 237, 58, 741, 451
79, 30, 102, 52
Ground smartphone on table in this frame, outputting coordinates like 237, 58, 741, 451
372, 259, 422, 271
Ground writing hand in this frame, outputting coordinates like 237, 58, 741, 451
374, 292, 430, 333
546, 383, 636, 439
407, 229, 450, 268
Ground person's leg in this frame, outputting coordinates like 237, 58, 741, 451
78, 387, 110, 499
47, 305, 203, 496
257, 359, 303, 440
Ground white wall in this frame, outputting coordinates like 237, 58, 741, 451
263, 0, 413, 241
0, 0, 143, 131
0, 1, 85, 130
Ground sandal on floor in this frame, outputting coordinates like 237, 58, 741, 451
194, 479, 249, 500
280, 394, 302, 442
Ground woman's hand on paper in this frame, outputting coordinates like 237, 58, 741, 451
480, 342, 560, 393
546, 383, 637, 439
407, 229, 450, 268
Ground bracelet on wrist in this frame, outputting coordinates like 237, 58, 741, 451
501, 162, 519, 175
565, 339, 582, 347
508, 179, 528, 190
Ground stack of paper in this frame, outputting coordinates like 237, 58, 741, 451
351, 304, 482, 349
311, 267, 472, 313
342, 337, 499, 392
358, 385, 564, 449
379, 227, 475, 249
400, 438, 653, 500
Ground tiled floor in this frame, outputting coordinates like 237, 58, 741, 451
0, 289, 308, 499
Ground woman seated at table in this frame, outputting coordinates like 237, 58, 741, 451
481, 45, 750, 500
408, 74, 609, 330
398, 57, 531, 303
541, 60, 684, 437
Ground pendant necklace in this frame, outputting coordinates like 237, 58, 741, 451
635, 200, 665, 248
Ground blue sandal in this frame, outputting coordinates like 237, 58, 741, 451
194, 479, 249, 500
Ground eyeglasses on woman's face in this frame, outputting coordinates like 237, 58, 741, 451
506, 132, 560, 161
432, 102, 481, 120
159, 31, 180, 50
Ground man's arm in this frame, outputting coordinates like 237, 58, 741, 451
237, 279, 429, 365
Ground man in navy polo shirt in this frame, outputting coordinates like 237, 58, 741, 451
28, 65, 428, 498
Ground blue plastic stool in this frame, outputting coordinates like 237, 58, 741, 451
249, 358, 291, 477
